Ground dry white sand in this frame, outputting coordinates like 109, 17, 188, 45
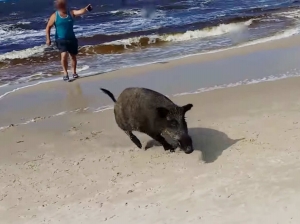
1, 75, 300, 223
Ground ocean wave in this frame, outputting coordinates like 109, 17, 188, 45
273, 8, 300, 19
0, 45, 46, 61
0, 19, 55, 46
16, 21, 31, 25
0, 17, 292, 68
0, 25, 45, 43
1, 24, 298, 88
9, 12, 19, 16
0, 20, 253, 63
157, 4, 190, 11
99, 19, 252, 47
0, 22, 32, 33
110, 9, 140, 16
164, 20, 253, 42
0, 5, 295, 51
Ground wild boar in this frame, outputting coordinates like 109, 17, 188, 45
100, 87, 194, 154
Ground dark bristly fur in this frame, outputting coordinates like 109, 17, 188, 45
100, 87, 194, 154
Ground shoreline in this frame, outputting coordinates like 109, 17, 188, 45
1, 33, 300, 127
1, 30, 300, 98
1, 73, 300, 132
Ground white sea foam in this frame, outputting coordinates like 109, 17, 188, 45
0, 125, 9, 131
13, 72, 52, 84
0, 23, 53, 44
165, 20, 252, 42
0, 83, 9, 88
106, 20, 253, 46
0, 106, 94, 131
17, 21, 31, 25
0, 78, 60, 100
93, 105, 114, 113
0, 27, 6, 35
104, 19, 296, 56
273, 9, 300, 19
0, 28, 45, 43
53, 111, 67, 117
110, 9, 140, 15
174, 71, 300, 97
0, 45, 46, 61
0, 110, 69, 131
77, 65, 90, 72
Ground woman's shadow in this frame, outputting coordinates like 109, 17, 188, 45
145, 127, 244, 163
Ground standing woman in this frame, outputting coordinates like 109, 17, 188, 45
46, 0, 92, 81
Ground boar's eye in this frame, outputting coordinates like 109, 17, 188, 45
170, 120, 178, 127
157, 107, 169, 118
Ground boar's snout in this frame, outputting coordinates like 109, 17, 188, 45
178, 134, 194, 154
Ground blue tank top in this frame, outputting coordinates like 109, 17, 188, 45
54, 10, 76, 40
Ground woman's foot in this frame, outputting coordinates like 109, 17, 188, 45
73, 73, 79, 79
63, 75, 69, 81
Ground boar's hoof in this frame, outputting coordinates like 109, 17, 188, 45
128, 132, 142, 149
163, 143, 176, 152
136, 142, 142, 149
133, 139, 142, 149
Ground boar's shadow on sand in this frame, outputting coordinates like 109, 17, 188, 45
146, 127, 244, 163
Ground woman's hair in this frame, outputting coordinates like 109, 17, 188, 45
55, 0, 67, 10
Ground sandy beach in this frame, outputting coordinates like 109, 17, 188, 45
2, 35, 300, 223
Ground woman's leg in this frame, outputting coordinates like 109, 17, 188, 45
67, 38, 79, 78
70, 54, 77, 76
61, 52, 69, 76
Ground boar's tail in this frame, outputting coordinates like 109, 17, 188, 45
100, 88, 117, 103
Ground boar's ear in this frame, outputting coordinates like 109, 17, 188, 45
182, 104, 193, 113
156, 107, 169, 118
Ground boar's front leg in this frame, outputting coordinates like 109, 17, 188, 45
149, 133, 176, 152
125, 131, 142, 149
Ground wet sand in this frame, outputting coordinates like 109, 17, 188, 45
2, 34, 300, 127
2, 35, 300, 223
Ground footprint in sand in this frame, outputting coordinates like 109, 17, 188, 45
65, 126, 80, 136
38, 143, 55, 149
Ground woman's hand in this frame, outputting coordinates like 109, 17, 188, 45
85, 4, 92, 12
73, 4, 92, 16
46, 39, 51, 46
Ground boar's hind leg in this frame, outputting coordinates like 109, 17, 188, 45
125, 131, 142, 149
149, 133, 176, 152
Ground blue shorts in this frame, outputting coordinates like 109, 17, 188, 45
55, 38, 78, 55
